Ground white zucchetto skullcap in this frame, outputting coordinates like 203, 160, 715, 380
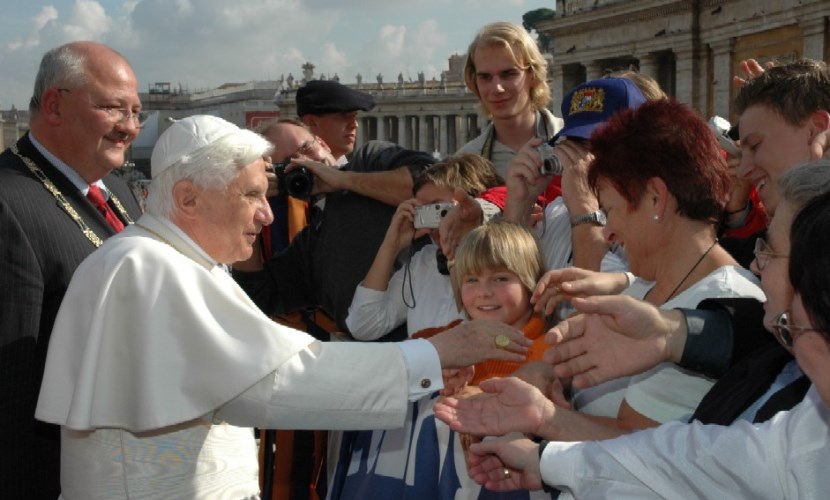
150, 115, 240, 178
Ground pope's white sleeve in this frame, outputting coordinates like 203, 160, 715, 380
213, 339, 442, 430
540, 394, 828, 499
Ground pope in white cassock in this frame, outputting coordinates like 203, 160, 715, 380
34, 115, 531, 500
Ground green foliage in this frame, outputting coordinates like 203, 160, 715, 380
522, 8, 556, 52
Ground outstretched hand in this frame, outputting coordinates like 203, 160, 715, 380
466, 434, 543, 492
531, 267, 629, 316
543, 295, 686, 389
435, 376, 553, 437
733, 58, 768, 88
429, 320, 531, 369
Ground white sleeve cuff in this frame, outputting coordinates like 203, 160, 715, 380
397, 338, 444, 400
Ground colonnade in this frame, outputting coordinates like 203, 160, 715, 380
357, 112, 485, 157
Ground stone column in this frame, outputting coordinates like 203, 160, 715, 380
446, 115, 458, 153
376, 114, 386, 142
396, 115, 409, 148
550, 64, 565, 116
801, 18, 827, 61
418, 114, 429, 152
673, 46, 695, 107
403, 116, 412, 149
357, 117, 366, 146
440, 114, 449, 156
709, 39, 733, 117
458, 115, 470, 147
585, 60, 604, 80
637, 53, 658, 80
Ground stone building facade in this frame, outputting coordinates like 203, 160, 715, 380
0, 108, 29, 151
539, 0, 830, 120
129, 0, 830, 170
138, 55, 486, 164
273, 73, 484, 157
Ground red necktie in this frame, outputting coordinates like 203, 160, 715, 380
87, 185, 125, 233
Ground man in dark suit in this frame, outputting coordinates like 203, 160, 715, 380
0, 41, 143, 499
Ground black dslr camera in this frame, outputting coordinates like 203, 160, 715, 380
273, 161, 314, 200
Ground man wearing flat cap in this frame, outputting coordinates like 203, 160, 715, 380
34, 114, 530, 499
297, 80, 375, 164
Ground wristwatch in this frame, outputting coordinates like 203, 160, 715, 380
570, 210, 607, 227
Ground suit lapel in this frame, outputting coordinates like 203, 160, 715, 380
16, 134, 116, 239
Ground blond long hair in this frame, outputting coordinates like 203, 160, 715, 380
451, 220, 545, 310
463, 22, 552, 114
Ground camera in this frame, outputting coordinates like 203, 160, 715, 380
707, 115, 740, 157
414, 202, 454, 229
537, 141, 564, 176
273, 161, 314, 200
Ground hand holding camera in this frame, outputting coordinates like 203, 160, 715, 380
272, 161, 315, 200
414, 202, 454, 229
536, 142, 564, 176
707, 115, 740, 158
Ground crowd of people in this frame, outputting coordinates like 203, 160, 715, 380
1, 19, 829, 500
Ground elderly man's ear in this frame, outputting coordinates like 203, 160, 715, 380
172, 179, 200, 219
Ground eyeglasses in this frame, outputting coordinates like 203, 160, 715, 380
57, 88, 144, 127
753, 237, 788, 271
278, 137, 321, 164
295, 137, 319, 157
769, 310, 827, 348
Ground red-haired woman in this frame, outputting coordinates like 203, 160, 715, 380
531, 98, 767, 439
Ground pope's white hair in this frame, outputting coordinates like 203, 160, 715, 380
145, 129, 272, 218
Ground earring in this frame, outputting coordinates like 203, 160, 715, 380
653, 214, 660, 222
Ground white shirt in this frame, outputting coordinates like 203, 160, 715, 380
574, 265, 765, 420
29, 132, 108, 196
36, 213, 443, 499
346, 242, 464, 339
543, 387, 830, 499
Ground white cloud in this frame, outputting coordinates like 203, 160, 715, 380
377, 25, 406, 57
3, 5, 58, 52
62, 0, 111, 39
33, 5, 60, 32
319, 43, 348, 78
0, 0, 547, 108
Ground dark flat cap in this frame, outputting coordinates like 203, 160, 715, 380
296, 80, 375, 116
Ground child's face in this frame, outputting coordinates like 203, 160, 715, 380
460, 267, 532, 329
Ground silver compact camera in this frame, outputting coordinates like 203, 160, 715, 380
537, 142, 564, 176
414, 202, 454, 229
708, 115, 740, 157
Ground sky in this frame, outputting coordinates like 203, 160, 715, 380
0, 0, 554, 109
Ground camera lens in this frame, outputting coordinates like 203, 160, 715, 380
537, 143, 563, 176
282, 167, 314, 199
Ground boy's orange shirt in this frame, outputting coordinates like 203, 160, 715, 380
412, 315, 549, 385
470, 315, 548, 385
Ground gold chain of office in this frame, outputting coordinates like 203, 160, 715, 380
10, 143, 134, 248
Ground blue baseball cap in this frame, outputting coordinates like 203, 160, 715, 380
553, 77, 647, 142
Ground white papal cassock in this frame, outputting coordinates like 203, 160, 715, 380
36, 213, 443, 499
